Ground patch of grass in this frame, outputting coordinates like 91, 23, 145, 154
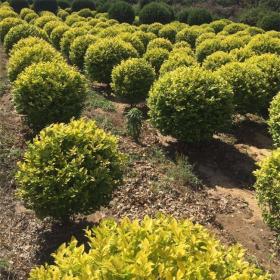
93, 115, 125, 136
167, 155, 202, 190
0, 259, 8, 269
87, 91, 116, 112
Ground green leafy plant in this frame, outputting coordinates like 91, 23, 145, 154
217, 61, 270, 115
148, 66, 233, 143
71, 0, 96, 11
69, 34, 97, 69
126, 107, 143, 142
8, 42, 65, 82
143, 47, 169, 74
139, 2, 174, 24
254, 149, 280, 232
268, 92, 280, 147
108, 1, 135, 24
29, 215, 270, 279
34, 0, 58, 13
16, 119, 124, 220
50, 24, 70, 49
111, 58, 155, 104
0, 17, 25, 42
187, 8, 212, 25
203, 51, 235, 71
85, 38, 138, 84
12, 61, 87, 130
147, 37, 173, 52
4, 24, 48, 53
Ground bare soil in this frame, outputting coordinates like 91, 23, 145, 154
0, 45, 279, 280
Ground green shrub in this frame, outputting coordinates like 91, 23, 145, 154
108, 1, 135, 24
203, 51, 235, 70
50, 24, 69, 49
196, 38, 223, 62
19, 7, 33, 19
139, 2, 174, 24
159, 52, 197, 76
229, 47, 255, 61
176, 8, 189, 23
268, 93, 280, 147
8, 43, 64, 82
24, 12, 39, 23
77, 8, 94, 17
58, 0, 70, 9
85, 38, 138, 84
223, 22, 248, 34
209, 19, 231, 33
133, 30, 156, 48
247, 34, 280, 55
147, 37, 173, 52
9, 36, 50, 57
126, 107, 143, 142
111, 58, 155, 104
239, 7, 268, 26
195, 32, 216, 46
57, 8, 69, 19
34, 15, 59, 28
187, 8, 212, 25
34, 0, 58, 13
65, 14, 85, 25
258, 13, 280, 32
247, 54, 280, 101
143, 47, 169, 74
29, 215, 270, 279
217, 62, 270, 115
60, 27, 88, 57
117, 33, 145, 56
8, 0, 29, 13
4, 24, 48, 53
0, 9, 18, 20
176, 26, 208, 48
69, 34, 97, 69
254, 149, 280, 232
71, 0, 95, 11
43, 20, 62, 36
0, 17, 25, 42
158, 23, 183, 43
148, 66, 233, 143
16, 118, 124, 220
12, 61, 87, 130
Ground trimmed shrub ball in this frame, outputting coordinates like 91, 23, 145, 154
34, 15, 60, 28
268, 93, 280, 147
147, 37, 173, 52
71, 0, 96, 11
159, 52, 197, 76
247, 54, 280, 102
34, 0, 58, 13
254, 149, 280, 232
85, 38, 138, 84
19, 7, 34, 19
203, 51, 235, 70
4, 24, 48, 53
139, 2, 174, 24
50, 24, 69, 49
111, 58, 155, 104
143, 47, 169, 74
69, 34, 97, 69
24, 12, 39, 23
148, 66, 233, 143
16, 119, 124, 220
0, 17, 25, 42
108, 1, 135, 24
187, 8, 212, 25
217, 61, 270, 115
8, 42, 65, 82
8, 0, 29, 13
117, 33, 145, 56
12, 61, 87, 130
28, 215, 270, 278
196, 38, 224, 62
60, 27, 88, 57
43, 20, 63, 36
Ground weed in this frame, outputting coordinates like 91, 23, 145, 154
126, 108, 143, 142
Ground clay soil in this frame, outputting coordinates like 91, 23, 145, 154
0, 46, 279, 279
